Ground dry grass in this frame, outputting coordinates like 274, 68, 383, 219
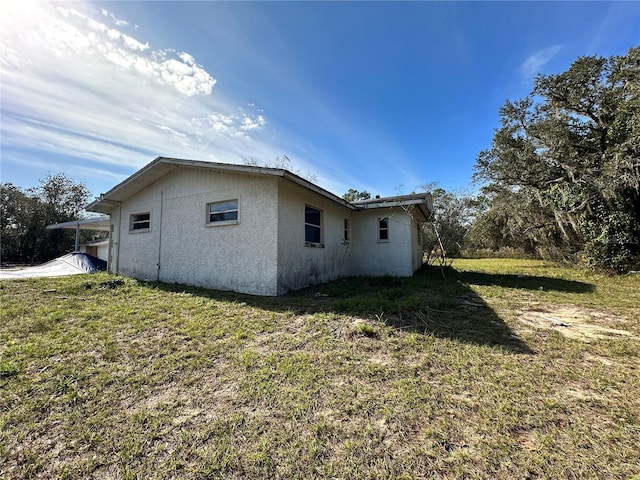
1, 259, 639, 479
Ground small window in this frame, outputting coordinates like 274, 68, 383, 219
305, 205, 322, 245
207, 200, 238, 224
343, 218, 350, 242
130, 212, 150, 231
378, 217, 389, 241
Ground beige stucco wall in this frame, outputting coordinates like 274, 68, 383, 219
108, 203, 121, 275
411, 212, 424, 273
350, 207, 419, 277
276, 180, 353, 294
115, 167, 280, 295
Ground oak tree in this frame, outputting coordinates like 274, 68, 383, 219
474, 46, 640, 271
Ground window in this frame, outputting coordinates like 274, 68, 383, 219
378, 217, 389, 241
305, 205, 322, 245
343, 218, 350, 242
130, 212, 150, 231
207, 200, 238, 225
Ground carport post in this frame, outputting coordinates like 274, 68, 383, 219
75, 222, 80, 252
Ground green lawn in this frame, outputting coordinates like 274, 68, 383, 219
1, 259, 639, 479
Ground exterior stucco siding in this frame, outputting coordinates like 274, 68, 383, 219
108, 204, 121, 274
118, 199, 160, 281
115, 167, 279, 295
351, 208, 417, 277
276, 180, 352, 294
411, 216, 424, 272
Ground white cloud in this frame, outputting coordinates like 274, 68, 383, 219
100, 7, 129, 27
520, 45, 563, 81
241, 115, 266, 132
54, 5, 212, 96
0, 2, 416, 198
0, 2, 277, 189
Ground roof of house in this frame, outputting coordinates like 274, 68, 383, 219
87, 157, 355, 214
354, 194, 433, 221
86, 156, 432, 219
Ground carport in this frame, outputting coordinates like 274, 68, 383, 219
46, 216, 111, 252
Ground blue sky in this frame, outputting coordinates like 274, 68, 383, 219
1, 1, 638, 200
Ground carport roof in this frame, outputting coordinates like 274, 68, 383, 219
46, 216, 111, 232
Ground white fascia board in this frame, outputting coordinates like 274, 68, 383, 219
355, 199, 426, 209
87, 156, 356, 213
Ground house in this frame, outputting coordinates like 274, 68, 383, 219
86, 157, 432, 296
78, 238, 110, 262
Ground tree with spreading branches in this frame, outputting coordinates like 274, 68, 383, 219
473, 46, 640, 271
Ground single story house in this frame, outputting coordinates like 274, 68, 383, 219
86, 157, 433, 296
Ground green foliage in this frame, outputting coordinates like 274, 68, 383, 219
357, 322, 378, 338
342, 188, 372, 202
473, 46, 640, 271
0, 174, 92, 264
419, 184, 479, 258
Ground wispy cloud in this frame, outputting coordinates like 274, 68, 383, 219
520, 45, 563, 81
0, 2, 427, 198
0, 2, 277, 186
100, 8, 130, 28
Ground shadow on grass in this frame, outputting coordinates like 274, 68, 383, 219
456, 270, 595, 293
149, 266, 594, 354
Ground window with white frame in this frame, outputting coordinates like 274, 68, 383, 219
343, 218, 350, 243
305, 205, 322, 245
207, 199, 239, 225
129, 212, 150, 232
378, 217, 389, 241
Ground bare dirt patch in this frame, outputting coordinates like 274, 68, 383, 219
516, 304, 638, 342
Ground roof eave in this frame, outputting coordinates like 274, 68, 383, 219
87, 156, 357, 212
356, 198, 426, 209
281, 171, 356, 210
354, 194, 433, 222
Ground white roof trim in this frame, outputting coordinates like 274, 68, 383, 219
356, 198, 426, 209
85, 156, 433, 220
87, 157, 355, 214
354, 194, 433, 221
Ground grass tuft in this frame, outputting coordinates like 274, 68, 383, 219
1, 259, 639, 479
